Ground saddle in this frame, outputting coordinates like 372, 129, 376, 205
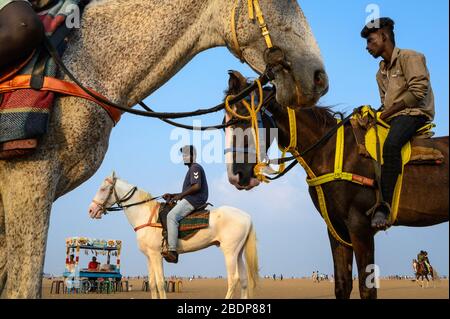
350, 106, 444, 165
157, 201, 212, 255
158, 202, 212, 238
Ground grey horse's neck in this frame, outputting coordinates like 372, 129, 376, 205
63, 0, 235, 106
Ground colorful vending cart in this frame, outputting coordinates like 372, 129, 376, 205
63, 236, 122, 281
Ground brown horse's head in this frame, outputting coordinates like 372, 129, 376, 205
224, 71, 278, 190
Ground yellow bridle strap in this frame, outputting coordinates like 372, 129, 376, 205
249, 0, 273, 48
230, 0, 274, 61
230, 0, 243, 61
272, 107, 297, 174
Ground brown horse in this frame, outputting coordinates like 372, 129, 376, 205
224, 71, 449, 299
414, 259, 437, 288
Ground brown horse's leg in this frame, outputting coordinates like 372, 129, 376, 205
349, 230, 377, 299
346, 208, 377, 299
328, 231, 353, 299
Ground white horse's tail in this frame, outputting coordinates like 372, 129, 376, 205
244, 222, 259, 298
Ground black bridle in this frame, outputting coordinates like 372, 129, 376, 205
43, 37, 287, 130
224, 88, 358, 181
95, 175, 161, 214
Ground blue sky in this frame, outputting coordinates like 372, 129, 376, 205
45, 0, 449, 279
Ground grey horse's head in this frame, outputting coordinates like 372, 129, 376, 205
226, 0, 328, 108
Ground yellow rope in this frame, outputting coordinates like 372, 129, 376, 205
225, 78, 263, 120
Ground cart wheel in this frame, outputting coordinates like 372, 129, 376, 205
82, 280, 92, 293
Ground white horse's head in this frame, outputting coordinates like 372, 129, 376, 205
225, 0, 328, 108
88, 171, 117, 219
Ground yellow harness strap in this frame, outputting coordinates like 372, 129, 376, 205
291, 114, 377, 247
291, 120, 352, 247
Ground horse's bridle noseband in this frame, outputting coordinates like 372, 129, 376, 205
91, 174, 158, 215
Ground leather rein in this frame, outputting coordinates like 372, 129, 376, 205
40, 0, 290, 130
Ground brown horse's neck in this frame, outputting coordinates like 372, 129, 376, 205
270, 104, 340, 175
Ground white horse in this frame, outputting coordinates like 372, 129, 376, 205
0, 0, 326, 298
88, 172, 259, 299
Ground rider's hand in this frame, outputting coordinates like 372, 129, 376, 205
163, 193, 173, 201
172, 194, 183, 201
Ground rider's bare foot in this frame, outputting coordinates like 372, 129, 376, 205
371, 211, 389, 230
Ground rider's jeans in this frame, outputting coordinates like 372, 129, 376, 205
381, 115, 427, 205
167, 199, 195, 251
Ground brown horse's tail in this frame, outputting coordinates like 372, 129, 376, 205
432, 267, 440, 281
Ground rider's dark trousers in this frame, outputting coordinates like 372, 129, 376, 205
381, 115, 428, 205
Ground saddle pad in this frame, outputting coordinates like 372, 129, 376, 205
156, 209, 210, 240
365, 125, 411, 166
178, 211, 210, 240
350, 106, 443, 165
0, 89, 54, 142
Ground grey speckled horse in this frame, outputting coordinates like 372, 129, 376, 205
0, 0, 327, 298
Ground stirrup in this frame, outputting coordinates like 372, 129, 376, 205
366, 201, 391, 217
161, 237, 169, 256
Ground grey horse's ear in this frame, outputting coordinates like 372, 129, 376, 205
111, 171, 116, 179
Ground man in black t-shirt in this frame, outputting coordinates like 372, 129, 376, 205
162, 145, 208, 263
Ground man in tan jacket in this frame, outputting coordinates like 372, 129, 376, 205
361, 17, 435, 230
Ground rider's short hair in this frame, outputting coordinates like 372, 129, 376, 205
360, 17, 396, 47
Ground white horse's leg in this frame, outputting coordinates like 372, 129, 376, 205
149, 252, 167, 299
237, 250, 249, 299
146, 256, 158, 299
0, 198, 7, 295
3, 183, 53, 298
222, 250, 239, 299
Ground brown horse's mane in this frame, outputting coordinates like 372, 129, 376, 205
299, 105, 345, 129
223, 76, 344, 129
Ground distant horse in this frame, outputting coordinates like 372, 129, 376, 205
88, 172, 259, 299
413, 259, 438, 288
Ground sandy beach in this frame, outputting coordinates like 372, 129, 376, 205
41, 277, 449, 299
